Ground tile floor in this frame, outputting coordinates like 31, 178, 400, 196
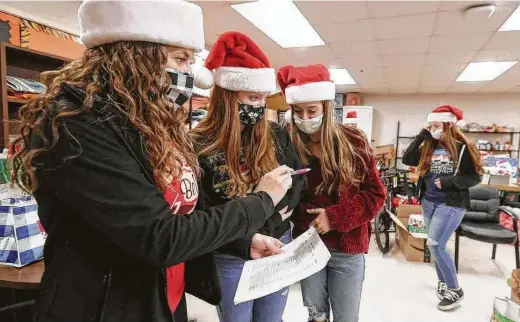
186, 234, 516, 322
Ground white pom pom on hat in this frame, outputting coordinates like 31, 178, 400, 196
194, 66, 214, 90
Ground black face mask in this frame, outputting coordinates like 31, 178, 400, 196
238, 103, 265, 125
166, 68, 194, 108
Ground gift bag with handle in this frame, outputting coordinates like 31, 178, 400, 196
0, 194, 45, 267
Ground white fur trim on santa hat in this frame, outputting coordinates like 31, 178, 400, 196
285, 81, 336, 104
79, 0, 205, 52
343, 118, 358, 124
215, 67, 276, 93
427, 112, 458, 124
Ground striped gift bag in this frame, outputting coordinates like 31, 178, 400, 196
0, 196, 45, 267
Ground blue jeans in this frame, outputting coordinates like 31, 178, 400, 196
422, 199, 465, 289
215, 230, 292, 322
300, 251, 365, 322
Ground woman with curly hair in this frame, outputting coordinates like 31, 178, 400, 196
9, 2, 292, 322
277, 64, 386, 322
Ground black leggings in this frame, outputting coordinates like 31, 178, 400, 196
173, 293, 188, 322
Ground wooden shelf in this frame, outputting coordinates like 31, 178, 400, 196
0, 41, 72, 148
462, 131, 520, 134
8, 98, 30, 104
478, 149, 513, 153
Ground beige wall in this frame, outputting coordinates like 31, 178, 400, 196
365, 93, 520, 148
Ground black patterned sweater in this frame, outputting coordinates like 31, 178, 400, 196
194, 122, 304, 258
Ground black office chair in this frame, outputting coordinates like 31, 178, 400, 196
454, 186, 519, 272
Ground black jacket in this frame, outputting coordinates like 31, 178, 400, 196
402, 128, 481, 209
32, 84, 276, 322
195, 122, 304, 258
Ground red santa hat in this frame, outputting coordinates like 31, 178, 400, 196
344, 111, 358, 124
78, 0, 205, 52
277, 64, 335, 104
427, 105, 465, 127
194, 31, 276, 92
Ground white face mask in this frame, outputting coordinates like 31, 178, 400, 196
430, 128, 443, 140
294, 115, 323, 134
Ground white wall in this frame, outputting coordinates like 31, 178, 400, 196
365, 93, 520, 147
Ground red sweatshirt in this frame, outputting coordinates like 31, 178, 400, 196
162, 163, 199, 312
295, 128, 386, 254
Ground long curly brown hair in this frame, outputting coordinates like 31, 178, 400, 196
10, 41, 198, 193
190, 86, 279, 198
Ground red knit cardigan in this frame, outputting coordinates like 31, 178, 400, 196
296, 128, 386, 254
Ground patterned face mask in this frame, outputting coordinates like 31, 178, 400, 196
166, 68, 194, 109
238, 103, 265, 125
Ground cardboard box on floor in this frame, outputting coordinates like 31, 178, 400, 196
389, 204, 431, 263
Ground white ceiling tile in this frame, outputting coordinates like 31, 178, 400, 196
373, 14, 437, 40
479, 83, 516, 93
296, 1, 369, 25
367, 1, 440, 18
386, 87, 420, 94
484, 31, 520, 50
421, 64, 466, 86
418, 87, 449, 94
316, 19, 375, 45
284, 46, 336, 65
331, 41, 379, 57
434, 5, 517, 36
429, 33, 493, 52
333, 42, 381, 69
447, 82, 487, 93
378, 37, 430, 55
381, 54, 426, 68
474, 49, 520, 62
349, 67, 386, 88
509, 85, 520, 92
425, 51, 477, 65
439, 0, 516, 12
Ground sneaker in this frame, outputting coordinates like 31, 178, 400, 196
438, 288, 464, 311
437, 281, 447, 300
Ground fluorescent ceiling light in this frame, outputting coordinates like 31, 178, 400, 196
456, 61, 518, 82
499, 5, 520, 31
231, 0, 325, 48
329, 68, 357, 85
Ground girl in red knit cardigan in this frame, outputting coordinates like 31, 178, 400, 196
277, 64, 386, 322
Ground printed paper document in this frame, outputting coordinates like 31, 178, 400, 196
234, 227, 331, 304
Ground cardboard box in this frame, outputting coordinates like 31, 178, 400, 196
373, 144, 394, 156
390, 204, 431, 263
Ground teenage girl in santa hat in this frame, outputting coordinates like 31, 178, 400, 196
402, 105, 482, 311
191, 31, 304, 322
277, 64, 386, 322
9, 2, 293, 322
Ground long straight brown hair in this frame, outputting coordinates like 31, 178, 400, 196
417, 122, 483, 177
190, 86, 279, 198
292, 100, 372, 195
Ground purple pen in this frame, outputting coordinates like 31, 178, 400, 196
291, 168, 312, 176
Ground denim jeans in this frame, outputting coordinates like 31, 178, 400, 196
422, 198, 465, 289
215, 229, 292, 322
300, 251, 365, 322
